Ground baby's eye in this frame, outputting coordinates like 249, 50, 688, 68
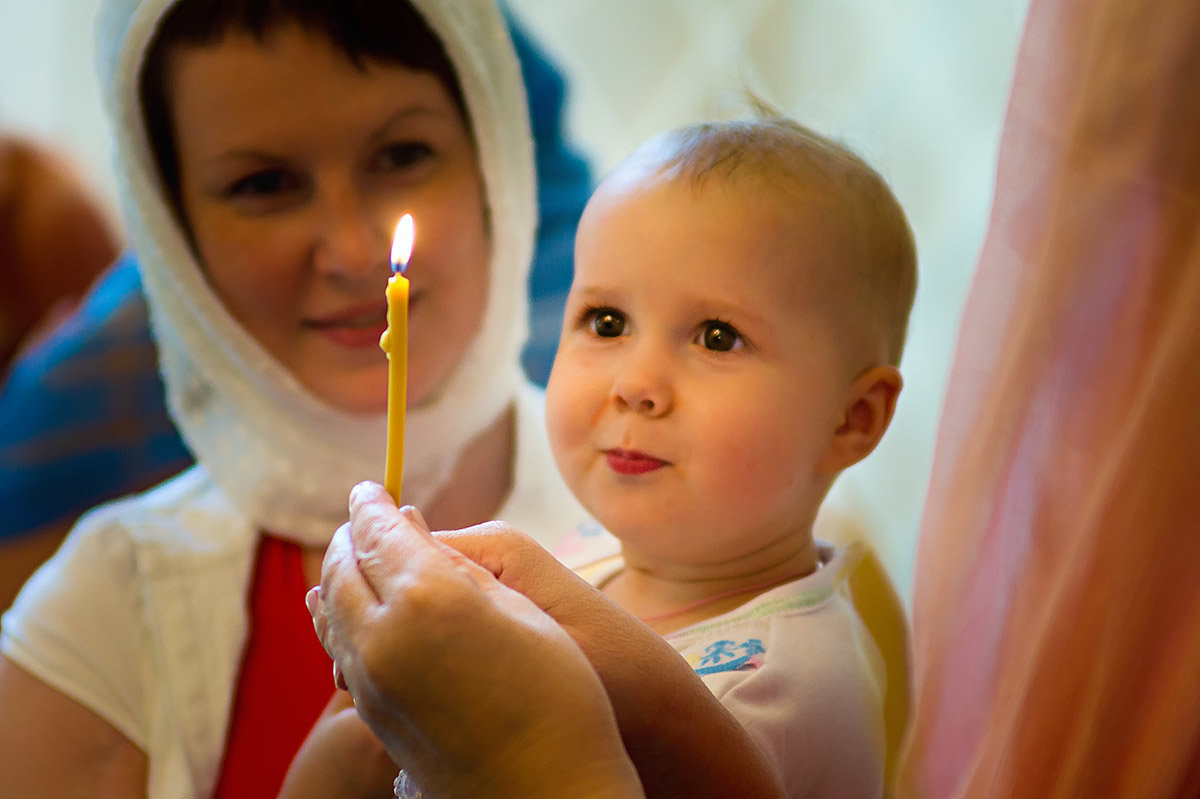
586, 307, 627, 338
699, 320, 743, 352
372, 142, 435, 172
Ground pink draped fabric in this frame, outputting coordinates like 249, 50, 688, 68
897, 0, 1200, 795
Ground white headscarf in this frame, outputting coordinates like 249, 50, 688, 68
94, 0, 535, 546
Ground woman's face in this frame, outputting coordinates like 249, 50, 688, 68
168, 23, 489, 414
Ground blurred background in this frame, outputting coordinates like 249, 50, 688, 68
0, 0, 1031, 602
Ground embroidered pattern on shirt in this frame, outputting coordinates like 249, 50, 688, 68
691, 638, 766, 675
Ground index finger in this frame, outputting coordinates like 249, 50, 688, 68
349, 481, 503, 595
345, 481, 452, 598
348, 481, 436, 550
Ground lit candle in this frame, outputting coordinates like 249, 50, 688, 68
382, 213, 414, 503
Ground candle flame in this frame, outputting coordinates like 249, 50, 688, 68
391, 213, 414, 275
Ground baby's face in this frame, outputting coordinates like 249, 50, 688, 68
167, 23, 489, 414
546, 174, 855, 568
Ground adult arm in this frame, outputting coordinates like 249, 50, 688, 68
278, 690, 399, 799
1, 504, 157, 797
0, 655, 146, 796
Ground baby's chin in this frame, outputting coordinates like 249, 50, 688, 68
596, 520, 698, 561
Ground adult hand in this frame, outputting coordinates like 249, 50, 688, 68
315, 481, 783, 799
311, 482, 643, 799
434, 518, 785, 799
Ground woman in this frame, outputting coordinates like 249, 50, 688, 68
0, 1, 588, 795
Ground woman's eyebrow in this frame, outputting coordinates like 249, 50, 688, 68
367, 105, 452, 143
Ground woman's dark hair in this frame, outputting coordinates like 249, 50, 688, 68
140, 0, 466, 215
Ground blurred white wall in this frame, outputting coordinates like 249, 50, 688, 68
0, 0, 1030, 602
0, 0, 119, 230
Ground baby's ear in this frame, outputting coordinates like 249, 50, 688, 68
817, 365, 903, 475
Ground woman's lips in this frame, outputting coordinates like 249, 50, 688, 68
314, 321, 388, 349
605, 449, 668, 475
305, 305, 388, 349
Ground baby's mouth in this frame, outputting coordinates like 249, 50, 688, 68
604, 448, 668, 475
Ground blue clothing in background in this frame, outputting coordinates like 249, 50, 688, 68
0, 15, 592, 541
511, 10, 592, 382
0, 256, 191, 537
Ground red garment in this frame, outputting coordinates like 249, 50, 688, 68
213, 536, 335, 798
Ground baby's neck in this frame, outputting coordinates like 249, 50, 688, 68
604, 538, 821, 635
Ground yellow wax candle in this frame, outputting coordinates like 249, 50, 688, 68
382, 213, 414, 503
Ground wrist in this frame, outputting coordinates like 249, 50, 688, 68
406, 711, 643, 799
489, 729, 643, 799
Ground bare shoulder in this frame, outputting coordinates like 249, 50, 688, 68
0, 655, 147, 796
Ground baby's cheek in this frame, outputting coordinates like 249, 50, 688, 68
705, 428, 765, 485
704, 420, 802, 504
544, 374, 581, 467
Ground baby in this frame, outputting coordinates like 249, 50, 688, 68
545, 115, 917, 796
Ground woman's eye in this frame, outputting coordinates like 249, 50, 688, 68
700, 321, 743, 352
224, 169, 296, 199
373, 142, 434, 172
587, 308, 627, 338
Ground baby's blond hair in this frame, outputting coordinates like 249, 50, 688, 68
618, 114, 918, 367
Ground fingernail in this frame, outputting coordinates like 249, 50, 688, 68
349, 481, 372, 512
400, 504, 430, 532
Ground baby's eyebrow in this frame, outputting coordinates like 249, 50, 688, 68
568, 284, 624, 303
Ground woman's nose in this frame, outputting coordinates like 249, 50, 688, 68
312, 186, 387, 279
610, 345, 673, 417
